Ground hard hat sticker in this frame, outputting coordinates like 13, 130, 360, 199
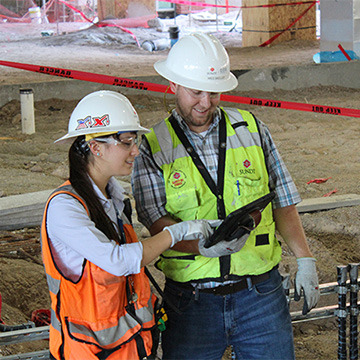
75, 114, 110, 131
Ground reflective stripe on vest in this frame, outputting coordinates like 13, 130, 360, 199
146, 108, 281, 282
66, 297, 154, 347
41, 181, 155, 359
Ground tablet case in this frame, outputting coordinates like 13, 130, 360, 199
204, 191, 275, 248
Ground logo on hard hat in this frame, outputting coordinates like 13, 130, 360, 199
170, 170, 187, 188
207, 65, 227, 81
75, 114, 110, 131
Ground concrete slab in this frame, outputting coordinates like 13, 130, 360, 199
0, 179, 132, 230
297, 194, 360, 213
0, 189, 52, 230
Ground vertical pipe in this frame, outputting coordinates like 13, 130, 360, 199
337, 265, 348, 360
55, 0, 59, 35
189, 5, 192, 27
20, 89, 35, 135
349, 263, 359, 360
215, 0, 218, 32
173, 1, 176, 24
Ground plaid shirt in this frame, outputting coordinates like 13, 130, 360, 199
132, 107, 301, 230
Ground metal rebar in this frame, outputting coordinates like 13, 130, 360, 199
349, 263, 359, 360
338, 265, 348, 360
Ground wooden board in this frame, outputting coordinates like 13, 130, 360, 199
97, 0, 155, 21
242, 0, 316, 47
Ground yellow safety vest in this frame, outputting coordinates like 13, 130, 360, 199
145, 108, 281, 282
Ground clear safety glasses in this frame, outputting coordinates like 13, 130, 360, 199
184, 87, 221, 100
93, 134, 138, 151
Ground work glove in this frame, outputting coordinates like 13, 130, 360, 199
164, 220, 213, 248
294, 257, 320, 315
198, 220, 250, 258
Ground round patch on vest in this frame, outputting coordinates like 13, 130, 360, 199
170, 170, 187, 188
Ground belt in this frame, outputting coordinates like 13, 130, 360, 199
166, 271, 271, 296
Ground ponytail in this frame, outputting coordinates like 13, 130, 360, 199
69, 136, 121, 244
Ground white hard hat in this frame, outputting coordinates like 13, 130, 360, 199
154, 33, 238, 92
55, 91, 149, 144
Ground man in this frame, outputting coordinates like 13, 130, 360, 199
132, 32, 320, 360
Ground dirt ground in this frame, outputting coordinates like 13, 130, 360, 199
0, 21, 360, 359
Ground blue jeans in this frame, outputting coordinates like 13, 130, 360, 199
161, 267, 294, 360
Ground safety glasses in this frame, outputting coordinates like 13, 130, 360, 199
93, 134, 138, 151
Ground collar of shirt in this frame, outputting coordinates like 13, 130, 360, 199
88, 176, 126, 214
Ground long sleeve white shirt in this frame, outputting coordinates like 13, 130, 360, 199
46, 177, 143, 282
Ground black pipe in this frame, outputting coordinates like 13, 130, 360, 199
338, 265, 348, 360
0, 321, 35, 332
349, 263, 359, 360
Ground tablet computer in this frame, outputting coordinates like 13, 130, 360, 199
203, 191, 275, 249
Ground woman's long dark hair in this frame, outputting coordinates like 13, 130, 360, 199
68, 136, 121, 244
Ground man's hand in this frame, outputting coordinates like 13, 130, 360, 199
164, 220, 213, 247
198, 220, 250, 258
294, 257, 320, 315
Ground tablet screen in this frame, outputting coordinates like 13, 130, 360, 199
203, 191, 275, 249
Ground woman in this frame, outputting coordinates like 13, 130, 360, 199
41, 90, 212, 360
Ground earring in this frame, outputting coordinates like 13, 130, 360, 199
96, 152, 100, 156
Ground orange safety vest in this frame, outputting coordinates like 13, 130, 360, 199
41, 181, 157, 360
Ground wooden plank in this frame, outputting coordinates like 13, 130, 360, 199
297, 194, 360, 213
242, 0, 316, 47
97, 0, 155, 21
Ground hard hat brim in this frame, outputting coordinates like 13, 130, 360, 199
54, 125, 150, 144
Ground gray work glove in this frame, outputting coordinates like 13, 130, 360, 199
294, 257, 320, 315
164, 220, 213, 248
198, 220, 250, 258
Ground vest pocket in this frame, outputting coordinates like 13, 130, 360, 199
232, 177, 267, 208
165, 188, 199, 220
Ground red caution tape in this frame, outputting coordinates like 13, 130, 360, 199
307, 177, 331, 184
338, 44, 352, 61
1, 60, 360, 118
323, 189, 338, 197
220, 93, 360, 118
0, 60, 168, 93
